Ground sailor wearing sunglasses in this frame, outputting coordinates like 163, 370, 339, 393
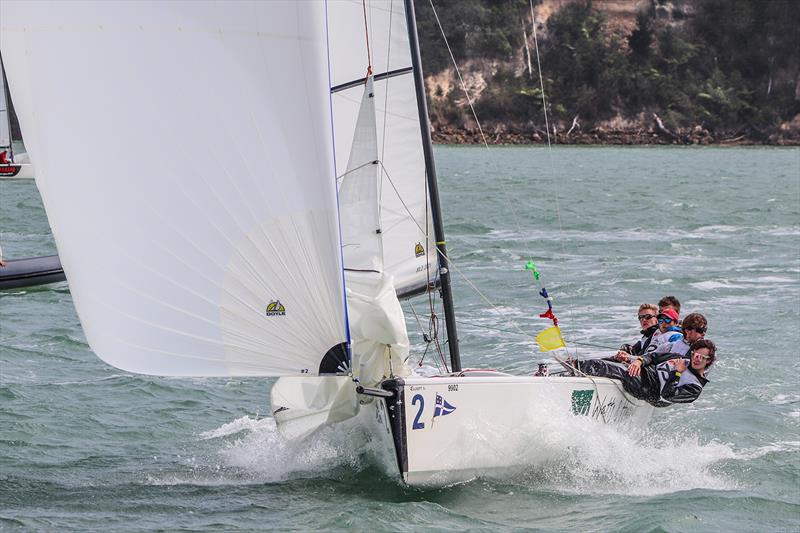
649, 307, 683, 350
647, 312, 707, 358
571, 339, 717, 407
613, 303, 660, 363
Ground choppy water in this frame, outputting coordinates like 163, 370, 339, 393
1, 146, 798, 531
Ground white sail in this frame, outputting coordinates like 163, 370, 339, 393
339, 76, 383, 272
328, 0, 435, 298
0, 1, 348, 376
0, 57, 10, 150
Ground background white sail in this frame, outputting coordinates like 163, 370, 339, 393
327, 0, 435, 298
0, 57, 10, 151
0, 1, 348, 376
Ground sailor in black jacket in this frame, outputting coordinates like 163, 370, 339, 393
608, 304, 659, 363
574, 339, 717, 407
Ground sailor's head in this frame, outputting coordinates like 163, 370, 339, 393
682, 313, 708, 343
689, 339, 716, 372
657, 308, 679, 332
658, 295, 681, 317
637, 303, 658, 329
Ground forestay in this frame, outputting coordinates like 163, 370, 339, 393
327, 0, 435, 298
0, 1, 348, 376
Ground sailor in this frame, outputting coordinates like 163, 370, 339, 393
573, 339, 716, 407
643, 312, 707, 366
612, 303, 659, 363
648, 307, 683, 350
658, 295, 681, 316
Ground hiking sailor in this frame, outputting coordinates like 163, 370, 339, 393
642, 312, 707, 364
572, 339, 717, 407
613, 303, 659, 363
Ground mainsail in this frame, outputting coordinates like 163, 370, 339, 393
0, 56, 10, 153
0, 1, 348, 376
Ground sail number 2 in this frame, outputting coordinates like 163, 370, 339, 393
411, 394, 425, 429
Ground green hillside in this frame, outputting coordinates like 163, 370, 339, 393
417, 0, 800, 144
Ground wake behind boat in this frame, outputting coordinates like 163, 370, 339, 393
2, 0, 652, 487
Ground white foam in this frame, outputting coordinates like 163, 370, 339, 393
691, 280, 733, 290
199, 415, 270, 440
770, 394, 800, 406
205, 416, 367, 482
735, 441, 800, 460
499, 411, 740, 495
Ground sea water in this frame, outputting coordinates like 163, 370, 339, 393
1, 146, 798, 531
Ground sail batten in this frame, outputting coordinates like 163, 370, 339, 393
330, 67, 413, 94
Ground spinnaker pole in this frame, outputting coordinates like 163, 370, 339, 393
403, 0, 461, 373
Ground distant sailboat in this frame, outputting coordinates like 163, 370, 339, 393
0, 51, 65, 290
0, 53, 33, 179
2, 0, 652, 486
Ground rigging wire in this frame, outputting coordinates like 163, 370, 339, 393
377, 0, 393, 223
361, 0, 373, 76
399, 2, 640, 407
359, 0, 447, 370
427, 0, 556, 346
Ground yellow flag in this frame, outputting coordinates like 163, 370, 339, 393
536, 325, 566, 351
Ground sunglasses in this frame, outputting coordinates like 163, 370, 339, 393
657, 317, 674, 324
686, 326, 707, 334
638, 314, 656, 321
693, 353, 712, 360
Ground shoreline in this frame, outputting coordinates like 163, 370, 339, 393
431, 126, 800, 147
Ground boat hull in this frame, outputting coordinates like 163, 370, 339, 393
363, 374, 653, 487
0, 255, 66, 290
0, 163, 34, 179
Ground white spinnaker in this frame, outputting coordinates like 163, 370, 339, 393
0, 57, 10, 150
328, 0, 435, 297
0, 1, 348, 376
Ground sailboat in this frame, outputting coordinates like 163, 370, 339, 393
0, 53, 33, 179
1, 0, 652, 486
0, 52, 65, 289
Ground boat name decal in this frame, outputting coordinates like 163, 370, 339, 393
265, 300, 286, 316
591, 393, 633, 423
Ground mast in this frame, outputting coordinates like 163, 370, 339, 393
403, 0, 461, 373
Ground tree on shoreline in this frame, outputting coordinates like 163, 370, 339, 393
418, 0, 800, 141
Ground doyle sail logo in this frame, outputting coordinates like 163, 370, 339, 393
265, 300, 286, 316
571, 389, 594, 416
433, 393, 456, 418
414, 242, 425, 258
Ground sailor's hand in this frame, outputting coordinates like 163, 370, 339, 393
614, 350, 630, 362
628, 359, 642, 377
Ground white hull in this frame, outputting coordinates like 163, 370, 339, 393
359, 373, 653, 487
